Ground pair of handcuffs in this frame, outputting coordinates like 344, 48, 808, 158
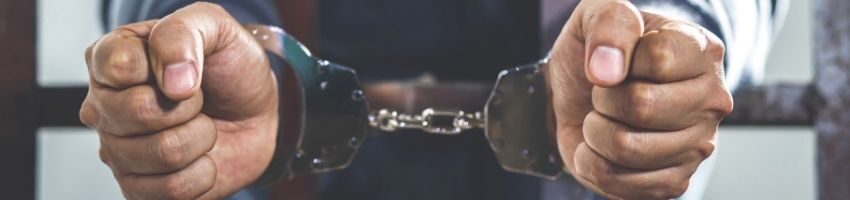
246, 25, 563, 185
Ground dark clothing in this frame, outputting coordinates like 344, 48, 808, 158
103, 0, 783, 199
318, 0, 540, 81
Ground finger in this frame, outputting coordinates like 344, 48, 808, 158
631, 16, 720, 83
82, 21, 155, 128
79, 89, 99, 128
100, 114, 216, 174
90, 84, 203, 135
582, 111, 715, 169
88, 21, 157, 89
555, 124, 587, 172
571, 0, 644, 86
117, 155, 216, 200
591, 77, 717, 130
85, 42, 94, 68
573, 143, 700, 200
147, 2, 238, 101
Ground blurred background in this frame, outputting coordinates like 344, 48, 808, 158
2, 0, 818, 199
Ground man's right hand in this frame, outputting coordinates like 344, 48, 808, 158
79, 3, 279, 199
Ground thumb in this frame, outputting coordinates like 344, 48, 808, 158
575, 0, 644, 87
147, 2, 229, 100
148, 2, 276, 120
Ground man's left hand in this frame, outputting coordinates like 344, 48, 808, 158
547, 1, 734, 199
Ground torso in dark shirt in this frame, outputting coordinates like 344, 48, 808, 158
316, 2, 546, 199
318, 0, 541, 81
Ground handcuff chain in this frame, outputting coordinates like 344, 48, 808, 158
368, 108, 484, 135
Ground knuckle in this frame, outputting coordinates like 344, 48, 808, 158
610, 132, 641, 164
664, 22, 725, 62
154, 132, 187, 170
163, 175, 192, 200
669, 183, 689, 198
79, 99, 97, 127
104, 46, 145, 84
98, 146, 110, 165
707, 40, 725, 62
91, 35, 143, 87
85, 44, 95, 65
93, 33, 121, 59
651, 179, 689, 199
702, 28, 726, 62
718, 91, 734, 116
85, 44, 94, 57
128, 89, 161, 129
705, 88, 734, 119
647, 36, 677, 76
696, 139, 717, 160
628, 84, 656, 123
592, 165, 616, 190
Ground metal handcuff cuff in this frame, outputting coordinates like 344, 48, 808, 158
246, 25, 563, 185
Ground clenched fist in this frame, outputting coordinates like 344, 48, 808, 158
547, 0, 733, 199
79, 2, 278, 199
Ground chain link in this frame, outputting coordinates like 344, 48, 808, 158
368, 108, 484, 135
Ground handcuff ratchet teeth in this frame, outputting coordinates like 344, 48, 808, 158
248, 25, 563, 182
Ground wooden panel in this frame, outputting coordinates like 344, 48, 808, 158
0, 0, 36, 199
724, 84, 816, 126
37, 88, 87, 127
813, 0, 850, 199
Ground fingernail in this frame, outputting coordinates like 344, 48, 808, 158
589, 46, 624, 83
163, 61, 197, 94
